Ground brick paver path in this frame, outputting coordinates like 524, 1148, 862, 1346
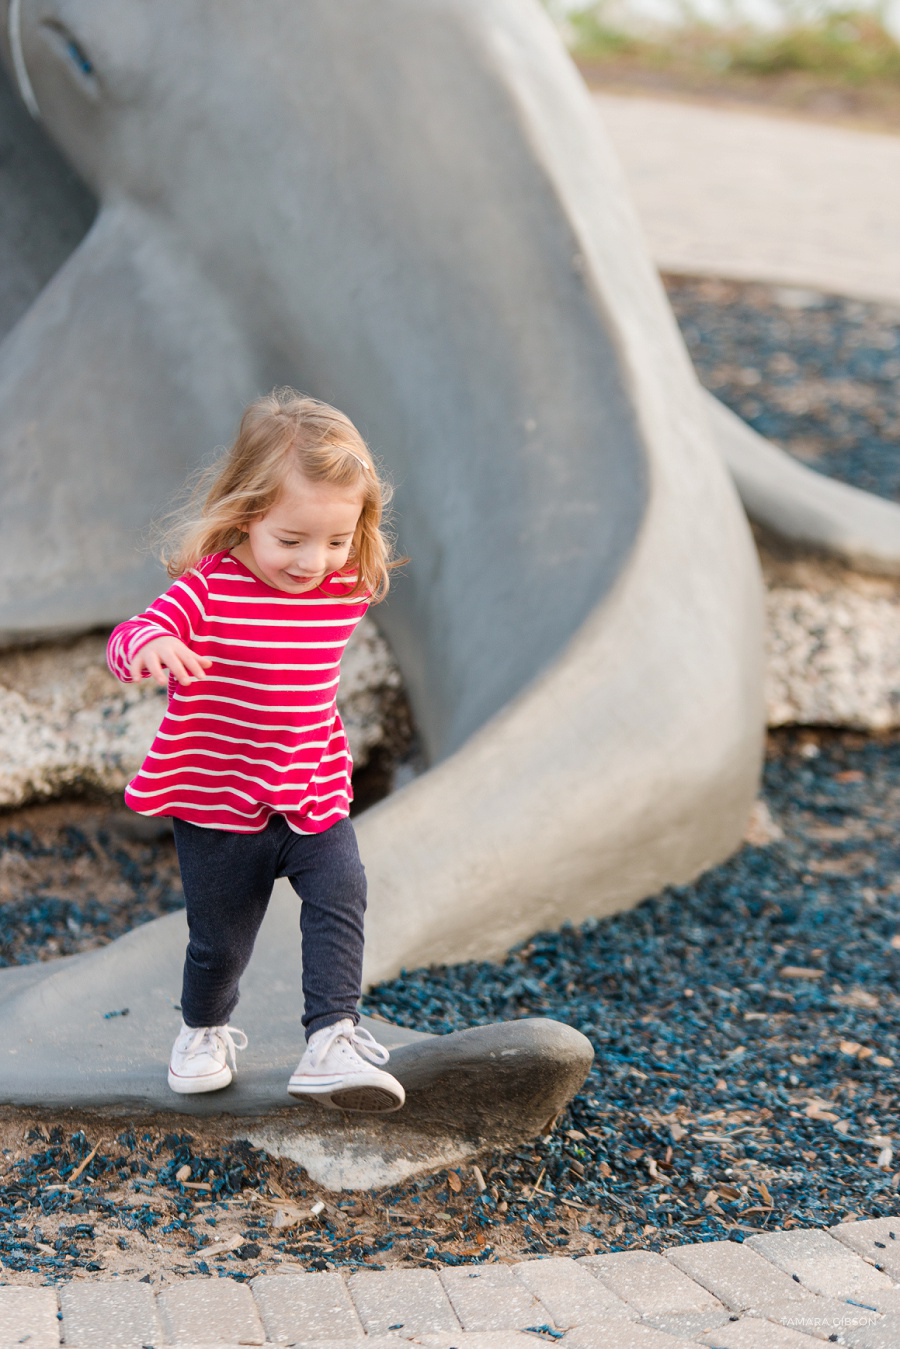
0, 1218, 897, 1347
595, 93, 900, 307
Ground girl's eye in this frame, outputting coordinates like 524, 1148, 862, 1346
278, 540, 299, 547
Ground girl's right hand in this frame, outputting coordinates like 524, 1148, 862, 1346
129, 636, 213, 687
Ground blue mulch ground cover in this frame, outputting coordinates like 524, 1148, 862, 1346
364, 726, 899, 1260
666, 275, 900, 502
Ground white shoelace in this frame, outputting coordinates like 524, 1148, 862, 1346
181, 1024, 248, 1072
308, 1021, 389, 1069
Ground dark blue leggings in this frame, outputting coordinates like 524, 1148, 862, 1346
172, 815, 366, 1038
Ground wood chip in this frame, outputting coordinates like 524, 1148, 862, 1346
272, 1206, 307, 1230
194, 1233, 243, 1259
805, 1102, 840, 1121
833, 988, 880, 1008
68, 1142, 102, 1185
528, 1167, 546, 1198
254, 1195, 323, 1227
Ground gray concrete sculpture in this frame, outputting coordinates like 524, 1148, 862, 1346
0, 0, 764, 1133
708, 394, 900, 577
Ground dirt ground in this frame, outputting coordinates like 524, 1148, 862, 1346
0, 1106, 602, 1286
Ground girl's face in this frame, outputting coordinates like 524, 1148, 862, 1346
236, 471, 363, 593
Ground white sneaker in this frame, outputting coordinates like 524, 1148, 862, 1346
288, 1018, 405, 1113
167, 1022, 248, 1095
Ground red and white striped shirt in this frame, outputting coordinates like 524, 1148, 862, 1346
106, 550, 369, 834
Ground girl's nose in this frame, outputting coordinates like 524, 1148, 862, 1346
300, 546, 327, 574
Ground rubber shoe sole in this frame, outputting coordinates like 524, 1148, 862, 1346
167, 1063, 233, 1094
288, 1071, 405, 1113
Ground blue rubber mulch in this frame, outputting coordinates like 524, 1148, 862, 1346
666, 276, 900, 503
363, 726, 900, 1260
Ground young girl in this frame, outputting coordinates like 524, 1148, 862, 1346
107, 390, 405, 1114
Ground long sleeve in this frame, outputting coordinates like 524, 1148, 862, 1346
106, 569, 210, 683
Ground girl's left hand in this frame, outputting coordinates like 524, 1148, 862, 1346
128, 635, 213, 687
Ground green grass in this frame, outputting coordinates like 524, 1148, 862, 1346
559, 6, 900, 85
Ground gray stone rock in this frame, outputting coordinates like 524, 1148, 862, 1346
245, 1017, 594, 1190
762, 550, 900, 731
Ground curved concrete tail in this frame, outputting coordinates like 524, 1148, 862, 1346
708, 392, 900, 577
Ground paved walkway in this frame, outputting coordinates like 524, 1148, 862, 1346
595, 93, 900, 307
1, 1218, 898, 1346
3, 95, 899, 1349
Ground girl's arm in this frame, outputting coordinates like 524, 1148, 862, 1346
106, 569, 212, 685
